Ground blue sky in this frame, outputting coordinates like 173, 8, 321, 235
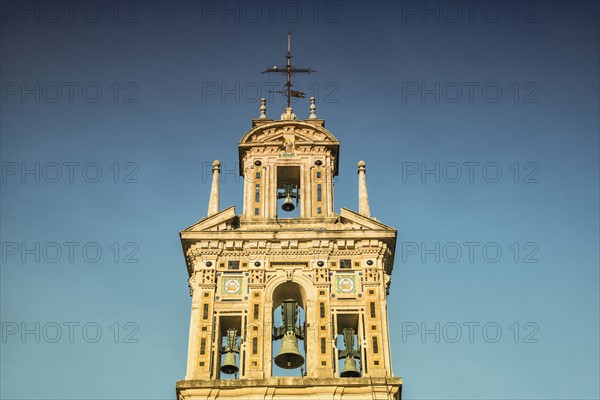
1, 1, 598, 399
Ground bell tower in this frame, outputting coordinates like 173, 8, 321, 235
176, 36, 402, 400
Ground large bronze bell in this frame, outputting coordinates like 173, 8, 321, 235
281, 194, 295, 212
274, 331, 304, 369
338, 327, 361, 377
220, 351, 239, 375
278, 184, 298, 212
340, 354, 360, 377
220, 328, 239, 375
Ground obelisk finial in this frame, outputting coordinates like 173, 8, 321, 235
357, 160, 371, 217
207, 160, 220, 216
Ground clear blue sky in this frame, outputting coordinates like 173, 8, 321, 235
1, 1, 598, 399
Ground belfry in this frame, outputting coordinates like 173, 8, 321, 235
176, 35, 402, 400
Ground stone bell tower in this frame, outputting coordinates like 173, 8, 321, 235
176, 97, 402, 399
176, 33, 401, 400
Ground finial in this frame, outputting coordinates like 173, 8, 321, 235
281, 107, 297, 121
309, 97, 317, 119
357, 160, 371, 217
259, 98, 267, 119
207, 160, 221, 216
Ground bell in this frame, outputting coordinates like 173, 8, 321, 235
281, 194, 295, 212
220, 328, 239, 375
340, 354, 360, 377
274, 331, 304, 369
220, 351, 239, 375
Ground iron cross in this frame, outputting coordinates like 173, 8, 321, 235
261, 32, 316, 108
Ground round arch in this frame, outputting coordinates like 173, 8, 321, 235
264, 273, 316, 308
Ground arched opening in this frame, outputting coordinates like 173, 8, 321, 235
217, 315, 242, 380
276, 166, 301, 218
271, 281, 307, 377
336, 314, 362, 378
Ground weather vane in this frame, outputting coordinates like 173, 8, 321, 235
261, 32, 316, 108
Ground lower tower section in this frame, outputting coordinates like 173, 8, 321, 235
178, 208, 402, 399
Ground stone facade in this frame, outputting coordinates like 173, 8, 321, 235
176, 103, 402, 399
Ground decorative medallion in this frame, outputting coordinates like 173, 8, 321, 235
336, 275, 356, 294
222, 277, 243, 296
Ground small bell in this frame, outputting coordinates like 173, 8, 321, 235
281, 194, 295, 212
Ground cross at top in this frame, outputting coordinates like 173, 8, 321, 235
261, 32, 316, 108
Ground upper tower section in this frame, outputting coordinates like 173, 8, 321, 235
239, 98, 339, 220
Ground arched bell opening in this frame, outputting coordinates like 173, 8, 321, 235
276, 165, 301, 218
336, 314, 362, 378
217, 315, 242, 380
271, 281, 307, 376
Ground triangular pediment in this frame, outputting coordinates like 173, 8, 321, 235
338, 208, 397, 232
180, 206, 238, 233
